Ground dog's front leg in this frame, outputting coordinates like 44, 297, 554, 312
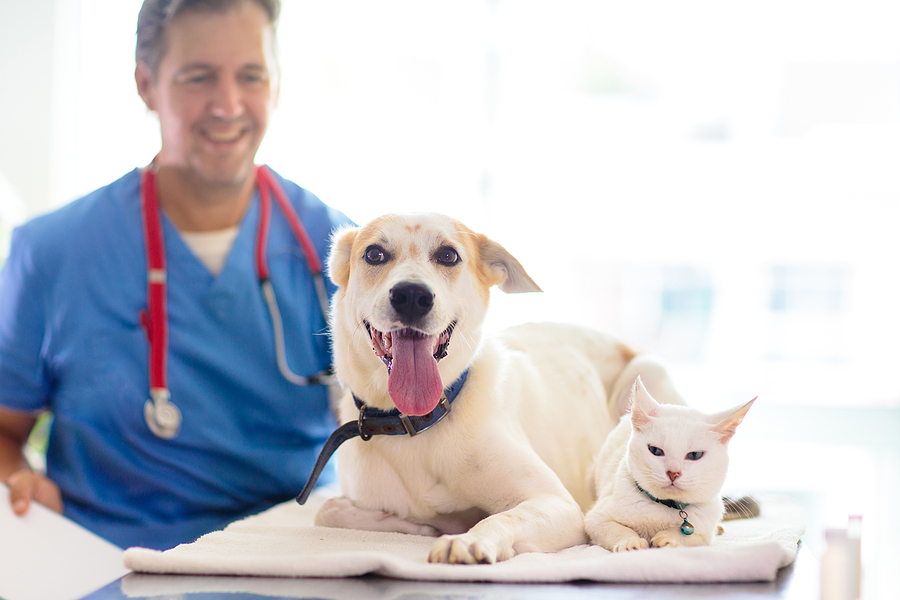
316, 496, 440, 537
426, 493, 585, 564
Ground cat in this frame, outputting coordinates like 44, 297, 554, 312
584, 376, 755, 552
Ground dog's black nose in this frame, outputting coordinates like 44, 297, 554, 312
390, 282, 434, 324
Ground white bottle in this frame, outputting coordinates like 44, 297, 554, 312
820, 516, 862, 600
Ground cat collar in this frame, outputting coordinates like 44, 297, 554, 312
635, 481, 695, 536
295, 369, 469, 505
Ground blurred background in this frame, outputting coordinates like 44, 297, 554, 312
1, 0, 898, 596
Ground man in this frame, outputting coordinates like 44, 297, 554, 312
0, 0, 351, 550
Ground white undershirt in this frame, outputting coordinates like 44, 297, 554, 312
179, 227, 240, 276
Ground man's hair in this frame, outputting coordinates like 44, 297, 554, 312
136, 0, 281, 76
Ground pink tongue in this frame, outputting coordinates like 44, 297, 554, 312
387, 332, 443, 416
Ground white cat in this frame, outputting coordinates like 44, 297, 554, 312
584, 377, 755, 552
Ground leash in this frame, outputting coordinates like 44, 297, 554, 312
635, 481, 695, 535
296, 369, 470, 504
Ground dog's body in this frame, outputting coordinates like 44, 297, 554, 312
317, 213, 686, 563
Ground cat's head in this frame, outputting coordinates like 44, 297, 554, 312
625, 376, 755, 505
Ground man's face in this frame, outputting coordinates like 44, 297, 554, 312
137, 2, 278, 187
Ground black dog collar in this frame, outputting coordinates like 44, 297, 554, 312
296, 369, 469, 504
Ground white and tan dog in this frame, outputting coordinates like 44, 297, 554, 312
314, 213, 687, 564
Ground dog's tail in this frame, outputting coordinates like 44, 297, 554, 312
605, 352, 688, 420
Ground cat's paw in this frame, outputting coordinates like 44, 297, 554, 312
650, 530, 684, 548
428, 533, 508, 564
612, 537, 650, 552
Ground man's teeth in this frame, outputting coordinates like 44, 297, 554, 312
205, 129, 243, 142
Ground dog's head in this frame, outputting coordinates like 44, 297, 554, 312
328, 213, 540, 415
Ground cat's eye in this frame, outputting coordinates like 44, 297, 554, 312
648, 445, 664, 457
686, 451, 705, 461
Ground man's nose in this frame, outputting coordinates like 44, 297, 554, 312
210, 78, 243, 119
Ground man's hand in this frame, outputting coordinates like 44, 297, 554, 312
7, 470, 63, 514
1, 407, 61, 514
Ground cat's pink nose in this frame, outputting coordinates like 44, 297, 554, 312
666, 471, 681, 482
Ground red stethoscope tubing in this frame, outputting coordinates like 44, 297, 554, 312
140, 166, 168, 401
255, 165, 323, 279
140, 165, 328, 437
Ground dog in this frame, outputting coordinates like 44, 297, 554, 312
312, 213, 688, 564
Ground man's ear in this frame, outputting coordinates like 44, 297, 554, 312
135, 62, 157, 112
271, 65, 281, 110
327, 226, 358, 289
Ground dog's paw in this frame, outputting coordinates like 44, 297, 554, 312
315, 496, 365, 528
650, 529, 684, 548
316, 496, 439, 536
612, 536, 650, 552
427, 533, 508, 564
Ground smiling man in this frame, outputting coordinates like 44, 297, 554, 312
135, 0, 278, 231
0, 0, 352, 550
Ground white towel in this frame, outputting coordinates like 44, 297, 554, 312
123, 494, 804, 585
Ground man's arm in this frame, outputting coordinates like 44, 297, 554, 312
0, 406, 62, 514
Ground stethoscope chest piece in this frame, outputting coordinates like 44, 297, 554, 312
144, 391, 182, 439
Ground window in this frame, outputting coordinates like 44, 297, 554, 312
3, 0, 898, 408
767, 265, 848, 362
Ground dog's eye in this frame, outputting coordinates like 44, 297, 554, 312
435, 247, 460, 266
364, 245, 389, 265
686, 451, 705, 461
648, 445, 665, 457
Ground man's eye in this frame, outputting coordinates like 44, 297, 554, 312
177, 70, 213, 85
435, 247, 459, 266
364, 246, 388, 265
239, 71, 268, 85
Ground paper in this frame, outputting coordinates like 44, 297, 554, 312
0, 483, 130, 600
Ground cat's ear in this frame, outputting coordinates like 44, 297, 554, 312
629, 376, 660, 430
712, 397, 756, 443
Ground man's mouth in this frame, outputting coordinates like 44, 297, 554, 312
365, 320, 456, 372
200, 124, 249, 145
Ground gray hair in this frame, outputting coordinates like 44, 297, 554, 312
136, 0, 281, 76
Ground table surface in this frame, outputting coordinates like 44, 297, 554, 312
82, 543, 818, 600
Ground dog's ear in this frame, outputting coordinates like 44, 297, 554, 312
327, 225, 359, 288
478, 236, 542, 294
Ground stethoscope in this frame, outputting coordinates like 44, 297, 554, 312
140, 164, 334, 439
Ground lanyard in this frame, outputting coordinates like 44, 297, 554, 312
140, 165, 331, 439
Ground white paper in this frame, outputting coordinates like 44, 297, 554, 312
0, 483, 130, 600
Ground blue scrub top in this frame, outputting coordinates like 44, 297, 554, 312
0, 168, 352, 550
